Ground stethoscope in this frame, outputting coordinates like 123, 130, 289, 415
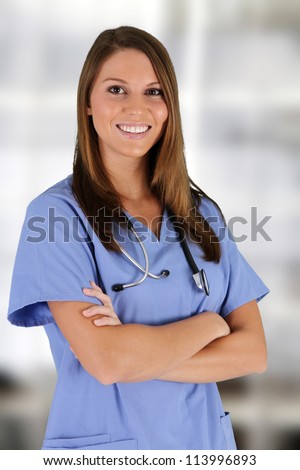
111, 213, 210, 296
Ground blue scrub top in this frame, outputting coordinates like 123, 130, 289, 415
7, 175, 269, 450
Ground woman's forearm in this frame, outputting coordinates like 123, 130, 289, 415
158, 333, 259, 383
49, 295, 228, 385
93, 312, 230, 384
158, 304, 267, 383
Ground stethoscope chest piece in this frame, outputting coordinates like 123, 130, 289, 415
193, 269, 210, 296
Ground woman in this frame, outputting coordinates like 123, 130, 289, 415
8, 26, 269, 450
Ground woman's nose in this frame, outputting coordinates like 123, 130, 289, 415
123, 94, 146, 115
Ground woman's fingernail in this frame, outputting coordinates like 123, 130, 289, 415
94, 319, 103, 326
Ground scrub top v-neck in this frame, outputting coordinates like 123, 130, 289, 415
7, 174, 269, 450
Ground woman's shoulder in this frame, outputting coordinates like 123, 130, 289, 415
198, 195, 224, 223
197, 195, 231, 245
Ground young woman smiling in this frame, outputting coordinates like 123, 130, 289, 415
8, 26, 269, 450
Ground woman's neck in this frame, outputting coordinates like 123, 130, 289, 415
105, 155, 152, 201
102, 153, 163, 237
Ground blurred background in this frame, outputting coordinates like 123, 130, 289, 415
1, 0, 299, 450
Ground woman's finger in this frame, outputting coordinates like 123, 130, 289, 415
93, 316, 120, 326
89, 280, 101, 290
81, 281, 121, 325
82, 305, 116, 318
82, 284, 112, 307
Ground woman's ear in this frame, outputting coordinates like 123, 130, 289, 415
87, 106, 92, 116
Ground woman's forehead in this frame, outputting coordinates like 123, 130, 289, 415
96, 49, 160, 84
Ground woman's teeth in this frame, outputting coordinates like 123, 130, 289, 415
118, 125, 149, 134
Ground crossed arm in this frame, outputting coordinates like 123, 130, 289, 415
48, 281, 267, 385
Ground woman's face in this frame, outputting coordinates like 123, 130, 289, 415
87, 48, 168, 165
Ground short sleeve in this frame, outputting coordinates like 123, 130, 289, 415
199, 197, 270, 318
219, 227, 270, 317
7, 194, 100, 327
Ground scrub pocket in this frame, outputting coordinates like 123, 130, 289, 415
220, 412, 237, 449
42, 433, 138, 450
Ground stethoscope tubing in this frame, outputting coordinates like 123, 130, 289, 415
112, 221, 169, 291
112, 212, 209, 295
119, 245, 170, 280
114, 224, 149, 290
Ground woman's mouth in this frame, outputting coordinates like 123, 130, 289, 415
116, 124, 151, 135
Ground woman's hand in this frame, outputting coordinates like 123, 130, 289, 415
82, 280, 122, 326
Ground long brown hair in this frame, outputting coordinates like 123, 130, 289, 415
72, 26, 223, 262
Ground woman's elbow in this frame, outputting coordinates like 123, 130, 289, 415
96, 372, 116, 386
91, 361, 121, 385
253, 341, 268, 374
93, 353, 133, 385
94, 359, 139, 385
257, 351, 268, 374
76, 352, 120, 385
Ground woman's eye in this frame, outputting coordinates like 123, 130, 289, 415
146, 88, 163, 97
108, 86, 125, 94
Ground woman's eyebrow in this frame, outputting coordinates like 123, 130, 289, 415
101, 77, 161, 86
